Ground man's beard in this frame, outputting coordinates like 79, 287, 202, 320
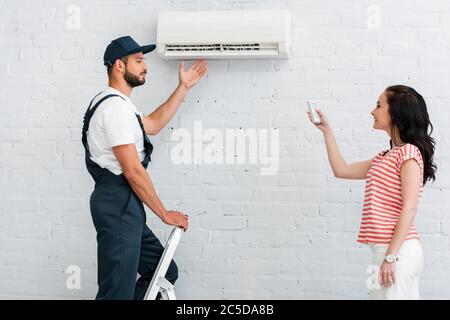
124, 69, 146, 88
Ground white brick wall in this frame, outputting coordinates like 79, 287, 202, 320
1, 0, 450, 299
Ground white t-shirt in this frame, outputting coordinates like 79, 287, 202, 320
86, 87, 145, 175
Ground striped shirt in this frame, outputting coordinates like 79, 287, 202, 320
358, 143, 424, 244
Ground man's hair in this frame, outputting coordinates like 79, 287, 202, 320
106, 55, 129, 77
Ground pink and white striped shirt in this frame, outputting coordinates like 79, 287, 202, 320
358, 143, 424, 244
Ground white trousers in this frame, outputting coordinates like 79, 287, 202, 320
368, 239, 424, 300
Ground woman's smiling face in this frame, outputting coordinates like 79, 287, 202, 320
371, 91, 392, 132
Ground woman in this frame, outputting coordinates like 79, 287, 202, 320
307, 85, 436, 300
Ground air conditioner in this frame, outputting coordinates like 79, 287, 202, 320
156, 10, 291, 60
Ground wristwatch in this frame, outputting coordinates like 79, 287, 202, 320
384, 254, 399, 263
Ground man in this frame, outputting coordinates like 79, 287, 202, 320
81, 35, 208, 299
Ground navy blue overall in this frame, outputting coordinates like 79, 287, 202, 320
82, 93, 178, 300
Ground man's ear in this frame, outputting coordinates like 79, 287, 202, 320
114, 59, 126, 74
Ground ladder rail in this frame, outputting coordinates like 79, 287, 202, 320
144, 226, 183, 300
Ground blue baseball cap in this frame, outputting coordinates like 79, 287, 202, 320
103, 35, 156, 67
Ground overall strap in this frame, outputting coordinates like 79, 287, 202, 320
81, 94, 125, 150
135, 113, 154, 165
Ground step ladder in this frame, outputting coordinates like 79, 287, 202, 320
144, 226, 183, 300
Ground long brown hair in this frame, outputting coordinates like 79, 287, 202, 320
385, 85, 437, 185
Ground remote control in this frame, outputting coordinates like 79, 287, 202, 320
308, 101, 321, 124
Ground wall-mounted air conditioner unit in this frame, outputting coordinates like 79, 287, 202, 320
156, 10, 291, 60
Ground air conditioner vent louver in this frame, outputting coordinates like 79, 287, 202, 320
164, 43, 279, 56
167, 44, 266, 51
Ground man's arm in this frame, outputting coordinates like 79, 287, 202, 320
112, 143, 188, 230
142, 60, 208, 135
142, 84, 189, 135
